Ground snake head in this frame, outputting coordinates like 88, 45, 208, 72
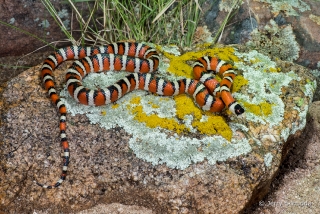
234, 104, 245, 116
229, 102, 245, 116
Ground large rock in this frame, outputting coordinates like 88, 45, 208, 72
0, 45, 316, 213
246, 101, 320, 213
0, 1, 73, 56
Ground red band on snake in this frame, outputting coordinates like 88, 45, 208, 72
37, 42, 244, 189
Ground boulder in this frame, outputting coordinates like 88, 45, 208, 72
0, 45, 316, 213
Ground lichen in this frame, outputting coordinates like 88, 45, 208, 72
281, 103, 313, 142
219, 0, 243, 12
310, 70, 320, 78
61, 84, 252, 169
311, 62, 320, 78
234, 50, 300, 127
58, 9, 69, 19
39, 19, 50, 28
192, 116, 232, 140
9, 18, 15, 24
303, 80, 317, 101
125, 94, 233, 140
232, 75, 248, 92
309, 14, 320, 25
127, 96, 187, 134
242, 101, 273, 117
264, 152, 273, 167
175, 95, 233, 140
55, 9, 70, 29
159, 45, 239, 79
258, 0, 310, 16
247, 20, 300, 62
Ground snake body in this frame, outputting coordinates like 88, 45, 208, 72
37, 42, 244, 188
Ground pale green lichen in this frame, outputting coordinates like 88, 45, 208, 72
157, 44, 181, 56
57, 9, 70, 29
310, 63, 320, 78
280, 105, 310, 142
280, 79, 316, 142
58, 9, 69, 19
258, 0, 310, 16
234, 50, 300, 127
247, 20, 300, 62
219, 0, 243, 12
304, 80, 317, 99
264, 152, 273, 167
9, 18, 15, 24
39, 19, 50, 28
311, 71, 320, 79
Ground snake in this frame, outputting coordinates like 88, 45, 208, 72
37, 42, 244, 188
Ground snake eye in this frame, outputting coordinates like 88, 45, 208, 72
235, 104, 245, 116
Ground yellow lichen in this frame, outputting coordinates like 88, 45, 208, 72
127, 97, 187, 133
174, 95, 203, 120
309, 14, 320, 25
148, 101, 160, 109
174, 95, 232, 140
242, 101, 273, 116
132, 105, 187, 133
112, 103, 119, 109
192, 116, 232, 141
126, 95, 233, 140
268, 67, 281, 72
161, 46, 239, 78
129, 96, 142, 105
232, 75, 248, 93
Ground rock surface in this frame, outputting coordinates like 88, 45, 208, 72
0, 44, 316, 213
34, 203, 154, 214
0, 0, 84, 57
246, 101, 320, 213
1, 1, 320, 213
